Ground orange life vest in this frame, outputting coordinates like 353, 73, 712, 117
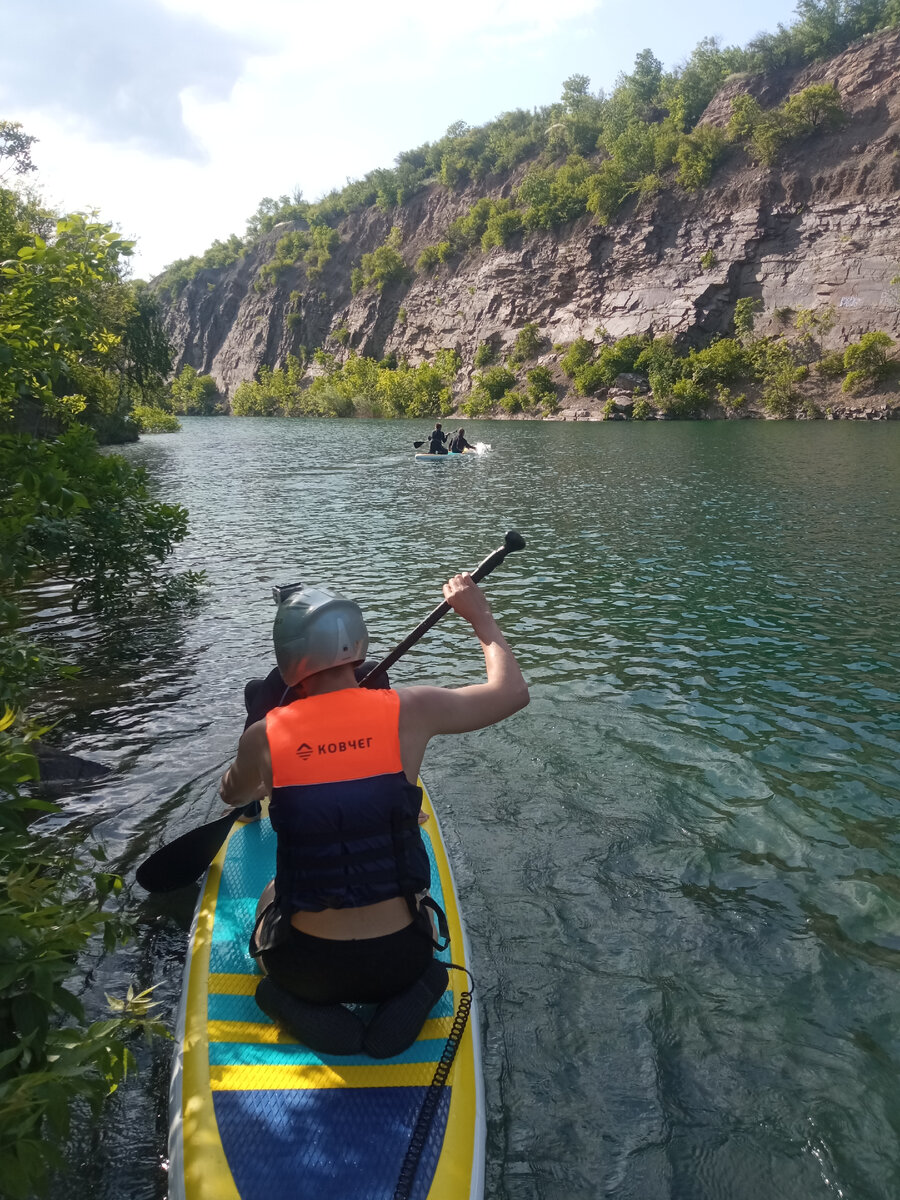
265, 687, 430, 912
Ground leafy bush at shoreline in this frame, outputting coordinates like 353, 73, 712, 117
169, 365, 222, 415
231, 348, 462, 418
1, 128, 203, 1195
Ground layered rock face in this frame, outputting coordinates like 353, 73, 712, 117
159, 30, 900, 405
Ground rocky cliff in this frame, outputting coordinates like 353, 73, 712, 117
158, 29, 900, 416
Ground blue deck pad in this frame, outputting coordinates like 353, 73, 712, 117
209, 819, 449, 978
214, 1085, 450, 1200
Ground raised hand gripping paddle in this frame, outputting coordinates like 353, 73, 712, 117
136, 530, 526, 893
357, 529, 525, 686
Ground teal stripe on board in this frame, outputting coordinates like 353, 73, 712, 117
208, 989, 454, 1025
207, 1037, 451, 1068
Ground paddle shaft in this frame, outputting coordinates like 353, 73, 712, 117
358, 530, 525, 687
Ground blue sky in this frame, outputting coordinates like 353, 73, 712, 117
0, 0, 803, 278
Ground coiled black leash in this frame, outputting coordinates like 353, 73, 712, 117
393, 965, 475, 1200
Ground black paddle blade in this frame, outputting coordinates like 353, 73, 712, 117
413, 440, 425, 448
136, 808, 239, 892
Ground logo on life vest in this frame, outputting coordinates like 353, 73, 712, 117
295, 737, 373, 758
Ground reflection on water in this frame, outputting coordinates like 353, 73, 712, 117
45, 418, 899, 1199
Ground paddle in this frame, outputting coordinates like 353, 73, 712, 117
357, 529, 526, 686
135, 800, 261, 892
413, 440, 425, 448
135, 530, 526, 893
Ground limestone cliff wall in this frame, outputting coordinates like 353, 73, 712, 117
158, 29, 900, 405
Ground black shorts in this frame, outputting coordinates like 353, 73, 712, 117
250, 905, 435, 1005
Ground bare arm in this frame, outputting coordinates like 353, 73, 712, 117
219, 719, 272, 807
398, 573, 529, 779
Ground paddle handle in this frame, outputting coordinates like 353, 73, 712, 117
358, 530, 525, 687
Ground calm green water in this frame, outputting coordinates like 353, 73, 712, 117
46, 418, 899, 1199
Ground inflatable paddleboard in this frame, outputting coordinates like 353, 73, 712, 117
168, 784, 484, 1200
414, 450, 476, 462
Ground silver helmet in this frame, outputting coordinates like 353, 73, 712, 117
272, 583, 369, 686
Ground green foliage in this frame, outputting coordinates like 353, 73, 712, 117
526, 365, 557, 411
476, 366, 517, 400
499, 390, 525, 413
753, 338, 802, 415
416, 242, 452, 273
517, 156, 594, 230
158, 234, 246, 297
0, 182, 173, 442
728, 83, 845, 165
688, 338, 750, 388
675, 126, 728, 190
0, 405, 200, 1193
169, 365, 221, 415
131, 405, 180, 433
0, 763, 167, 1200
352, 227, 409, 294
559, 337, 594, 378
699, 249, 717, 270
570, 363, 605, 396
473, 341, 495, 368
0, 214, 126, 425
842, 331, 893, 392
231, 349, 459, 419
332, 323, 350, 347
733, 297, 763, 345
439, 192, 544, 257
509, 323, 542, 364
792, 305, 836, 362
231, 355, 307, 416
256, 223, 340, 289
460, 389, 494, 418
593, 334, 650, 385
480, 202, 523, 251
0, 121, 38, 181
632, 396, 654, 419
817, 350, 846, 378
0, 426, 199, 613
397, 307, 407, 326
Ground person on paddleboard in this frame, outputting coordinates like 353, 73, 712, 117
425, 421, 448, 454
218, 573, 528, 1057
448, 426, 475, 454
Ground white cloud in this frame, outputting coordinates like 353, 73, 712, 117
0, 0, 267, 159
2, 0, 609, 276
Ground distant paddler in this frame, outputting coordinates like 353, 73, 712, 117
449, 426, 475, 454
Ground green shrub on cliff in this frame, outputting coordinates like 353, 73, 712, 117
517, 155, 594, 230
351, 227, 409, 294
676, 126, 728, 190
480, 201, 523, 251
526, 365, 557, 411
559, 337, 594, 378
474, 341, 495, 368
842, 331, 894, 393
510, 323, 542, 364
728, 84, 845, 166
416, 242, 452, 273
